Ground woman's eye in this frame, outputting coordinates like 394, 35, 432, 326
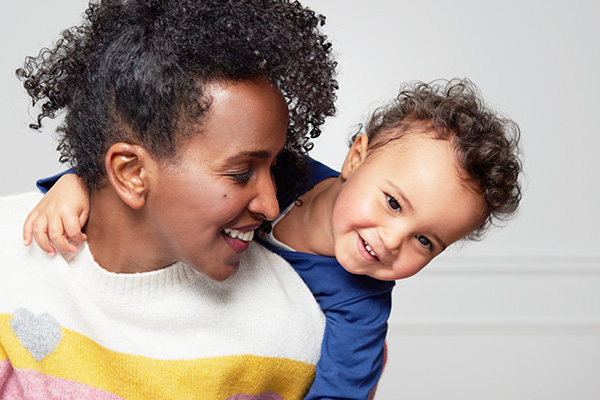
416, 234, 432, 249
230, 171, 252, 182
386, 194, 401, 212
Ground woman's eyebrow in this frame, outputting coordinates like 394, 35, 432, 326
225, 150, 273, 162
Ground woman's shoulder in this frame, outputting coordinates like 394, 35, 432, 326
0, 191, 43, 241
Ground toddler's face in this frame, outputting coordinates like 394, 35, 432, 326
331, 133, 485, 281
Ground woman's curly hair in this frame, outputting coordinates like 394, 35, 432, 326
17, 0, 338, 195
352, 78, 522, 240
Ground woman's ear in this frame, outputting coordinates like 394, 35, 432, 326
340, 134, 369, 180
105, 143, 153, 210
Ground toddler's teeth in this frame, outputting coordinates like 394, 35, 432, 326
363, 240, 377, 258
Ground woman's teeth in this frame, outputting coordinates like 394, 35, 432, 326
223, 228, 254, 242
363, 240, 378, 258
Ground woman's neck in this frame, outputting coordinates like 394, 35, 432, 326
86, 189, 173, 274
272, 176, 342, 256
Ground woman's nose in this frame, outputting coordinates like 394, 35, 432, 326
248, 171, 279, 220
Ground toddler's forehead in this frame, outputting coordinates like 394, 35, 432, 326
366, 129, 450, 164
368, 124, 443, 151
371, 131, 486, 205
380, 129, 483, 184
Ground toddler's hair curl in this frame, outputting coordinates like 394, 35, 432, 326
353, 78, 522, 239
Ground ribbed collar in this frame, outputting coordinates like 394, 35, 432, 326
66, 242, 202, 306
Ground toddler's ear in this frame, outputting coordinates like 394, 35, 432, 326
340, 134, 369, 179
105, 143, 153, 210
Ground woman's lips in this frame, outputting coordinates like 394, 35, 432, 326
223, 228, 254, 242
222, 228, 255, 253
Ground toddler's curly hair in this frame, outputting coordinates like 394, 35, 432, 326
17, 0, 338, 195
353, 78, 522, 240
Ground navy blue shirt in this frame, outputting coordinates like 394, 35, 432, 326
259, 158, 395, 399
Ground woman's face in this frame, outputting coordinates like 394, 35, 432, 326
147, 78, 288, 280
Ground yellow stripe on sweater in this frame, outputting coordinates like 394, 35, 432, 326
1, 314, 314, 399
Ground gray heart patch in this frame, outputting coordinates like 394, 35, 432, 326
10, 308, 62, 362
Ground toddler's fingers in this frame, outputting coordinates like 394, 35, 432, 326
23, 210, 37, 246
48, 216, 77, 255
31, 216, 56, 256
63, 213, 87, 247
78, 209, 89, 239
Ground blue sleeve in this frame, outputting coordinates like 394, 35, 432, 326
36, 169, 76, 194
257, 225, 393, 400
304, 291, 391, 400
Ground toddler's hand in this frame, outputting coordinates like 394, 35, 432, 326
23, 173, 90, 256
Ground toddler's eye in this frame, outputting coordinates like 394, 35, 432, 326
416, 234, 432, 249
386, 194, 401, 212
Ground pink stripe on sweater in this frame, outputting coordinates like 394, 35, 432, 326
0, 360, 125, 400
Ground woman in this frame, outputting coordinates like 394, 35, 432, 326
0, 0, 337, 398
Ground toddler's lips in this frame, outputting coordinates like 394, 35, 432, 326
361, 238, 380, 261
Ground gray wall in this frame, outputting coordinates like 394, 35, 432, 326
2, 1, 599, 398
300, 1, 600, 398
1, 0, 89, 193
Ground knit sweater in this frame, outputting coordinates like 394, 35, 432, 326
0, 192, 325, 400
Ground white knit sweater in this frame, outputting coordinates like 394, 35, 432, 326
0, 192, 325, 400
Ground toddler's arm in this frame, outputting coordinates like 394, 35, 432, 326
306, 300, 388, 399
23, 173, 89, 256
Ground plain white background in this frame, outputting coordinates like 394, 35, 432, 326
2, 1, 599, 398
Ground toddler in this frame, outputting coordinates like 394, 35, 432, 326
24, 78, 522, 399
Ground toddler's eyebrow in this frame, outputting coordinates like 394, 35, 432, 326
386, 180, 412, 211
433, 234, 447, 251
